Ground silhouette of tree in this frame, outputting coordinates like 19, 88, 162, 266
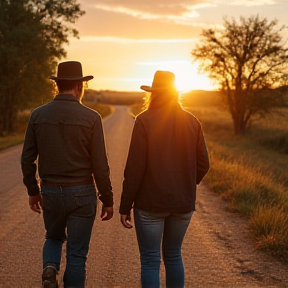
191, 16, 288, 135
0, 0, 84, 134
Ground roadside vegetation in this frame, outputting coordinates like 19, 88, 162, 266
188, 105, 288, 261
130, 91, 288, 261
0, 0, 85, 135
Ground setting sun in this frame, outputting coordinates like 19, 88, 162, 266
170, 61, 214, 92
66, 39, 216, 92
142, 60, 215, 92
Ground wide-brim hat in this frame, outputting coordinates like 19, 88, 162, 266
140, 70, 177, 92
49, 61, 94, 81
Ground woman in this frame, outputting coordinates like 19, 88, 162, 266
119, 71, 210, 288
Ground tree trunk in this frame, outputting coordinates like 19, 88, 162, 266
1, 106, 17, 135
232, 113, 246, 135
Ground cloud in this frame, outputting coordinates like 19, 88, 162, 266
86, 0, 218, 27
87, 0, 280, 16
92, 3, 200, 26
220, 0, 277, 6
72, 36, 197, 44
76, 0, 287, 39
91, 0, 205, 16
86, 0, 281, 27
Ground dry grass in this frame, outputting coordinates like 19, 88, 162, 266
187, 105, 288, 259
250, 206, 288, 253
82, 101, 113, 119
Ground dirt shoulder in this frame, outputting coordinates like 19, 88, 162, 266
186, 183, 288, 287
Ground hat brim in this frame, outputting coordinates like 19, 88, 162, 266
140, 85, 177, 92
49, 75, 94, 82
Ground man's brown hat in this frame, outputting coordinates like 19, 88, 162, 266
140, 71, 176, 92
49, 61, 93, 81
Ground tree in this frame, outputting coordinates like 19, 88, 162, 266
191, 16, 288, 135
0, 0, 84, 135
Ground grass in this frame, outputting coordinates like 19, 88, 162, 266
0, 134, 26, 151
129, 99, 288, 260
188, 105, 288, 260
0, 102, 113, 151
83, 101, 113, 119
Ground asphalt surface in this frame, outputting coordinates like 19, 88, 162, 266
0, 105, 288, 288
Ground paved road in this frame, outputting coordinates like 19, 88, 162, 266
0, 105, 288, 288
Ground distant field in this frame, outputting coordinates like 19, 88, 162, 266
84, 89, 145, 106
130, 91, 288, 260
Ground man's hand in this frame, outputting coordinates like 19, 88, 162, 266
120, 214, 133, 229
29, 195, 42, 214
101, 205, 113, 221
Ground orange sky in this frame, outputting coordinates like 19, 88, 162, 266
64, 0, 288, 92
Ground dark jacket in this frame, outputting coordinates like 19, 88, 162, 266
119, 103, 209, 215
21, 94, 113, 207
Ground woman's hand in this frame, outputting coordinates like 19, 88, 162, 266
120, 214, 133, 229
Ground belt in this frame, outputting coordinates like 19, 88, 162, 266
41, 179, 94, 187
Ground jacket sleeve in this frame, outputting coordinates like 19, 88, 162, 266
196, 126, 210, 184
119, 118, 147, 215
21, 113, 40, 196
91, 116, 113, 207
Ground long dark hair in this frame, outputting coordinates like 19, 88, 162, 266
145, 89, 179, 110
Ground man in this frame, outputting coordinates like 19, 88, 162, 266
21, 61, 113, 288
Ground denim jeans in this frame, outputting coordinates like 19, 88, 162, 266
134, 208, 193, 288
41, 184, 97, 288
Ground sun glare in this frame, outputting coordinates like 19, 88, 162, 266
150, 60, 214, 92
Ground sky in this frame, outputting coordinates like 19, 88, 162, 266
64, 0, 288, 92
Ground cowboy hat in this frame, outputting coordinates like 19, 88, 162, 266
140, 70, 177, 92
49, 61, 94, 81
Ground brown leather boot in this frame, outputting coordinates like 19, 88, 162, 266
42, 264, 58, 288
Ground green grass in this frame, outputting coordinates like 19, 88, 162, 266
129, 100, 288, 260
0, 102, 113, 150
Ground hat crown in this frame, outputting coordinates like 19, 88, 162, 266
140, 71, 176, 92
49, 61, 93, 82
57, 61, 83, 78
151, 71, 175, 89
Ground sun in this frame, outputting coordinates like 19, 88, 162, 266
152, 60, 214, 92
174, 65, 214, 92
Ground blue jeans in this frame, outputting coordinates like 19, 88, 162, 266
41, 184, 97, 288
134, 208, 193, 288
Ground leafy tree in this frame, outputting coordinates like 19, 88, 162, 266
191, 16, 288, 135
0, 0, 84, 135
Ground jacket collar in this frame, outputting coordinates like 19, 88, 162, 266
54, 94, 79, 102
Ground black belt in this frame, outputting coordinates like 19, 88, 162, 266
41, 179, 94, 187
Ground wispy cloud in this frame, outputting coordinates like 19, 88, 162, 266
74, 36, 197, 44
93, 4, 201, 26
219, 0, 277, 6
90, 0, 280, 28
91, 0, 279, 22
